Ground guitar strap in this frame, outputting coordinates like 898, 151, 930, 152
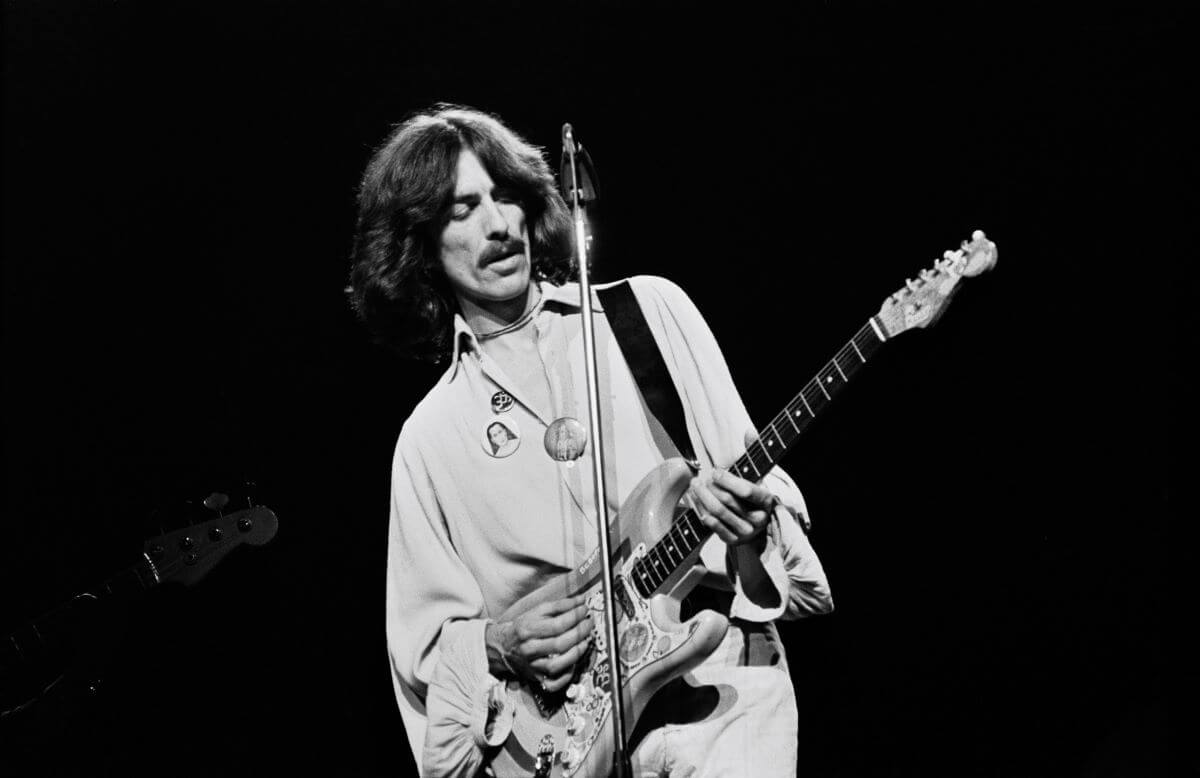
596, 281, 696, 464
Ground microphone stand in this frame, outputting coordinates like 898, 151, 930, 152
561, 123, 631, 778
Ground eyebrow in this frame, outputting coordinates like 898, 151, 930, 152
451, 182, 516, 204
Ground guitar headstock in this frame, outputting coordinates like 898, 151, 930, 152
877, 230, 998, 337
143, 502, 278, 587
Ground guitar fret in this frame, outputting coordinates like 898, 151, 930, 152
799, 392, 815, 417
736, 454, 762, 481
849, 339, 865, 362
755, 442, 774, 471
667, 526, 687, 560
657, 545, 673, 573
672, 525, 695, 560
661, 535, 681, 565
752, 439, 775, 468
837, 343, 861, 369
831, 358, 847, 381
636, 567, 652, 592
678, 514, 701, 549
781, 407, 801, 433
763, 419, 786, 453
637, 558, 653, 587
814, 377, 831, 401
650, 550, 667, 580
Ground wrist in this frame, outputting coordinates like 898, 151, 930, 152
484, 620, 517, 678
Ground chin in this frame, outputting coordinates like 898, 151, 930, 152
482, 267, 531, 300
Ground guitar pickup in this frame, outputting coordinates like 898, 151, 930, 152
613, 577, 635, 620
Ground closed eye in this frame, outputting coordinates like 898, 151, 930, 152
448, 195, 479, 221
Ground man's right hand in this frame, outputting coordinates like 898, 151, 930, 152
485, 594, 594, 693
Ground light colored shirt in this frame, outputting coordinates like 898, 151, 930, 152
386, 276, 832, 776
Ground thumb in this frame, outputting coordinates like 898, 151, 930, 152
743, 427, 760, 449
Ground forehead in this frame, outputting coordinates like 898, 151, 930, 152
453, 149, 494, 195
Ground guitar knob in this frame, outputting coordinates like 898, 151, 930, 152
148, 544, 165, 561
179, 536, 194, 550
237, 517, 253, 533
208, 527, 223, 542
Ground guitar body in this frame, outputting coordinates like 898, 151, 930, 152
490, 458, 729, 778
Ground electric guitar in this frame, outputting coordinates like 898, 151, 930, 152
1, 496, 278, 717
490, 231, 998, 777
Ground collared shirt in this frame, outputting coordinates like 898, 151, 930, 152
385, 276, 832, 776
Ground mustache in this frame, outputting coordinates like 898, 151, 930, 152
480, 238, 527, 265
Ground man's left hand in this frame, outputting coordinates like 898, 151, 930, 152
686, 431, 778, 547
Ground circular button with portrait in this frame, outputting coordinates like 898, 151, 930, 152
481, 413, 521, 458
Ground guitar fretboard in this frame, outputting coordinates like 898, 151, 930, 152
630, 319, 887, 598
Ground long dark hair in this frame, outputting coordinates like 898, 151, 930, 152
347, 105, 573, 362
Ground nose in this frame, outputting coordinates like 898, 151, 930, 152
482, 197, 511, 240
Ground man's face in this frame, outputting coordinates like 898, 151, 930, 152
437, 149, 531, 310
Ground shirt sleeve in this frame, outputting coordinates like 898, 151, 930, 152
629, 276, 834, 622
758, 466, 835, 620
387, 427, 512, 777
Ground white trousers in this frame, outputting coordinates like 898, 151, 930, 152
631, 622, 798, 778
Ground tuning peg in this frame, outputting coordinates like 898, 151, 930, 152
243, 479, 258, 507
203, 492, 229, 516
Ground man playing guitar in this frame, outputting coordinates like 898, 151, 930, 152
347, 105, 834, 777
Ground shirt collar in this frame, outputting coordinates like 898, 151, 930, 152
446, 280, 608, 378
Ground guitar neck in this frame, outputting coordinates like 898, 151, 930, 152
3, 556, 160, 670
629, 317, 889, 598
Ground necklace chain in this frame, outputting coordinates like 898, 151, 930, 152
475, 288, 543, 342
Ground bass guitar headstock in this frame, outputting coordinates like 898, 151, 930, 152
143, 498, 278, 587
876, 230, 998, 337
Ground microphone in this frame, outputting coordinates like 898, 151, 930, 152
560, 123, 598, 206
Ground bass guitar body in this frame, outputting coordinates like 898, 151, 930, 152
491, 458, 729, 778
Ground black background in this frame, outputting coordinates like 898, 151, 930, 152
2, 2, 1179, 776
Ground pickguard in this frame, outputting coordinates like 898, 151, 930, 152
556, 544, 698, 775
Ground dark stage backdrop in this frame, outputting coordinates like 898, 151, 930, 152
2, 3, 1178, 777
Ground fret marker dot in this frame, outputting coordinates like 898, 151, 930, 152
795, 410, 802, 416
768, 440, 774, 446
826, 376, 833, 384
742, 466, 750, 473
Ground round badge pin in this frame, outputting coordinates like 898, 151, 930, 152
544, 417, 588, 462
482, 414, 520, 459
490, 391, 514, 414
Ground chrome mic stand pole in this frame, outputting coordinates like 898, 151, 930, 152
561, 122, 631, 778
